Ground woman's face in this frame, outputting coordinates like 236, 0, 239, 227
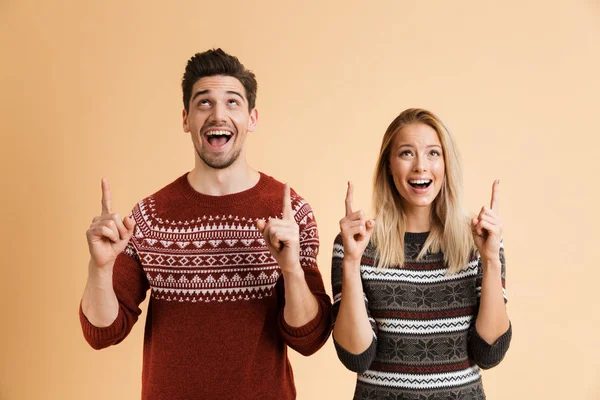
388, 123, 445, 214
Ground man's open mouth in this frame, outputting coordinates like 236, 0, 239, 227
205, 130, 233, 146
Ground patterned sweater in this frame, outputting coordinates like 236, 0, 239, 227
79, 172, 332, 400
331, 232, 511, 400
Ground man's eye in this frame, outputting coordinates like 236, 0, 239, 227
228, 99, 239, 105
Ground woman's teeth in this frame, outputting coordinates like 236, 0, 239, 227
409, 179, 432, 188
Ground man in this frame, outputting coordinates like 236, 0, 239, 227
80, 49, 332, 400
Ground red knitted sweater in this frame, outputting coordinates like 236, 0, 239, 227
79, 172, 332, 400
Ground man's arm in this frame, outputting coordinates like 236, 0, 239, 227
256, 184, 332, 355
80, 178, 147, 349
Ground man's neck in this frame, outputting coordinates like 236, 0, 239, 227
187, 160, 260, 196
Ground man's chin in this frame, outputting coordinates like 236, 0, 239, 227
198, 152, 239, 170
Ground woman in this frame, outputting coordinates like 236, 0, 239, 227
332, 108, 511, 399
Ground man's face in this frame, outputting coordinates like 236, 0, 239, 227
183, 75, 257, 169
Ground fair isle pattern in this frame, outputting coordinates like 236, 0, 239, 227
124, 193, 319, 303
376, 316, 473, 334
358, 366, 481, 389
360, 263, 478, 283
354, 381, 485, 400
331, 232, 507, 400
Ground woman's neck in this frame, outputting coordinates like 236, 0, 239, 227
403, 205, 432, 233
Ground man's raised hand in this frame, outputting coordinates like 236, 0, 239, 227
86, 178, 135, 269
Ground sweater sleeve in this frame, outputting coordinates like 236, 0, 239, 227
79, 232, 150, 350
331, 233, 378, 373
468, 240, 512, 369
277, 196, 333, 356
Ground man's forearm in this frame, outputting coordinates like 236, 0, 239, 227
282, 265, 319, 327
81, 261, 119, 328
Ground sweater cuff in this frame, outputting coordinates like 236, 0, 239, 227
333, 335, 377, 373
79, 302, 125, 346
469, 321, 512, 369
280, 301, 324, 337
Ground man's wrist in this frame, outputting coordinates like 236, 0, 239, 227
88, 260, 114, 283
281, 262, 305, 281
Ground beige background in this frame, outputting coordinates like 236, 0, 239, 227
1, 1, 599, 399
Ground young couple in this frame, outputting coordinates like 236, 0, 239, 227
80, 49, 511, 400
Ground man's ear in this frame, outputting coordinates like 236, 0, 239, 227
247, 108, 258, 132
182, 108, 190, 133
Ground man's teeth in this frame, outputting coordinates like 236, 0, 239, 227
206, 130, 232, 136
409, 179, 431, 184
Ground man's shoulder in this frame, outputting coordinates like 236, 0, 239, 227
258, 172, 315, 222
132, 173, 188, 212
258, 171, 309, 203
258, 172, 317, 231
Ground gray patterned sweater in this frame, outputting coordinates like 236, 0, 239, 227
331, 232, 511, 400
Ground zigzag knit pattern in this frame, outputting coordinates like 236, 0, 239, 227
332, 232, 510, 400
124, 188, 318, 304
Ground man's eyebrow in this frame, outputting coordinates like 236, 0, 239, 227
226, 90, 243, 99
191, 90, 209, 102
191, 90, 244, 102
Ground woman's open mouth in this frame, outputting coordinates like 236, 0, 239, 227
408, 179, 432, 189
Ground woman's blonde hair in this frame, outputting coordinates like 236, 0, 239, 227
371, 108, 473, 273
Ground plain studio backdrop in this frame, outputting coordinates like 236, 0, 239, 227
1, 1, 599, 399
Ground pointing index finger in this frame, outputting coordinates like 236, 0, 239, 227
282, 183, 293, 220
101, 177, 112, 215
345, 181, 354, 216
490, 179, 500, 213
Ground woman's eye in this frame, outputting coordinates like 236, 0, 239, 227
400, 150, 412, 157
430, 150, 441, 156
